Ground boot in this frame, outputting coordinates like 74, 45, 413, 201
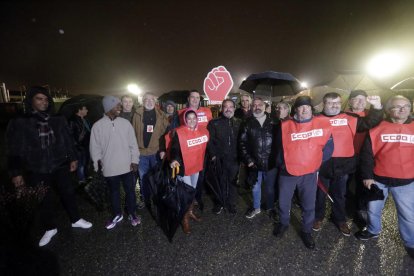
182, 210, 191, 234
188, 201, 202, 222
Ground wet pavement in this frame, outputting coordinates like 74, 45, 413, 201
1, 185, 413, 276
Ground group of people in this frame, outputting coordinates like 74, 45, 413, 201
5, 86, 414, 259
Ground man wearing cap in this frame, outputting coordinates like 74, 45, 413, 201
345, 90, 370, 227
273, 96, 333, 249
356, 95, 414, 259
313, 92, 383, 236
90, 96, 141, 229
132, 92, 169, 207
6, 86, 92, 247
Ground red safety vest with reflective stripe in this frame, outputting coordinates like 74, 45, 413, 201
281, 116, 332, 176
370, 121, 414, 179
322, 113, 358, 157
176, 126, 209, 175
178, 107, 212, 128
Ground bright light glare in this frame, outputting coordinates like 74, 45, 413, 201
366, 51, 406, 78
301, 82, 308, 88
127, 83, 141, 95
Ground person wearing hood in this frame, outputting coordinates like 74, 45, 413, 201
356, 95, 414, 259
90, 96, 141, 229
6, 86, 92, 247
170, 109, 210, 234
313, 92, 383, 237
207, 99, 242, 214
239, 97, 278, 219
273, 96, 333, 250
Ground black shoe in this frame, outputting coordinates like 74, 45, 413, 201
266, 209, 277, 220
406, 247, 414, 259
355, 230, 379, 241
228, 206, 237, 214
301, 232, 315, 249
273, 223, 288, 238
212, 205, 223, 215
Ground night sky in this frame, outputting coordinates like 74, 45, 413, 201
1, 0, 414, 96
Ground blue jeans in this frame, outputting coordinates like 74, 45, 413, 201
252, 168, 277, 210
138, 154, 159, 202
181, 173, 199, 189
105, 172, 136, 216
278, 172, 318, 233
367, 181, 414, 248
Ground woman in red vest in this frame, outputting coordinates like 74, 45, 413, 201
170, 109, 209, 234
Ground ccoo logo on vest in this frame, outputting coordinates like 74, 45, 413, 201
187, 135, 209, 147
203, 66, 234, 105
291, 129, 323, 141
381, 134, 414, 144
330, 118, 348, 126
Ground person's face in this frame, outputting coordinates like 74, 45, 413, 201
166, 104, 175, 115
185, 112, 197, 129
252, 99, 265, 115
323, 97, 342, 116
349, 95, 367, 112
108, 103, 122, 117
78, 106, 88, 117
188, 92, 200, 109
241, 96, 251, 109
276, 103, 289, 119
265, 105, 272, 113
122, 97, 134, 112
32, 93, 49, 112
222, 101, 235, 119
295, 105, 312, 120
143, 95, 156, 110
388, 99, 411, 122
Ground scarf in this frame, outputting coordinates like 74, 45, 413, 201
34, 111, 56, 149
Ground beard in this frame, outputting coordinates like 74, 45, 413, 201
253, 109, 265, 118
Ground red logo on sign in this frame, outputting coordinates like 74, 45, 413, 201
203, 66, 234, 104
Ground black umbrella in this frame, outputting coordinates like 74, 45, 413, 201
239, 71, 303, 98
58, 94, 104, 124
153, 166, 196, 242
205, 158, 228, 208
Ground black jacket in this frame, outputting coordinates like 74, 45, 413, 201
359, 117, 414, 187
239, 115, 277, 171
319, 107, 384, 178
68, 115, 90, 152
6, 114, 77, 177
207, 116, 241, 164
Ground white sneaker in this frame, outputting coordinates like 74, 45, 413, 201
72, 218, 93, 229
39, 229, 58, 247
245, 208, 261, 219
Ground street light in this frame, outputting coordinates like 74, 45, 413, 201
127, 83, 141, 95
366, 50, 407, 79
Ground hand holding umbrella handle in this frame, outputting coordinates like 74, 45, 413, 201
172, 165, 180, 178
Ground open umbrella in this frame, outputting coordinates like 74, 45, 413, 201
58, 94, 104, 124
239, 71, 303, 99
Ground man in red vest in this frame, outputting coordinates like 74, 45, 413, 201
356, 95, 414, 259
313, 92, 383, 236
273, 96, 333, 249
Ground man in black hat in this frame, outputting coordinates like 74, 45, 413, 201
356, 95, 414, 259
313, 92, 383, 237
6, 86, 92, 247
273, 96, 333, 249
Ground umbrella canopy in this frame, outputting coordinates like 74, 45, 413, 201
239, 71, 303, 99
391, 77, 414, 99
58, 94, 104, 124
159, 90, 203, 105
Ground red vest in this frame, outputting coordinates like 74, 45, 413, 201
346, 109, 368, 154
369, 121, 414, 179
323, 113, 358, 157
281, 116, 332, 176
176, 126, 209, 175
178, 107, 212, 128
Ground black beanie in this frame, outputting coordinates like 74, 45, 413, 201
293, 96, 313, 110
349, 90, 368, 99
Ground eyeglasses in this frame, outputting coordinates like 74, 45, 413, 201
391, 105, 411, 111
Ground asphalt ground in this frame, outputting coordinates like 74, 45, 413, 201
1, 181, 413, 276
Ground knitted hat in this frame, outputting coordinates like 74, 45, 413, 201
293, 96, 313, 110
164, 100, 176, 108
349, 90, 368, 99
102, 96, 121, 113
